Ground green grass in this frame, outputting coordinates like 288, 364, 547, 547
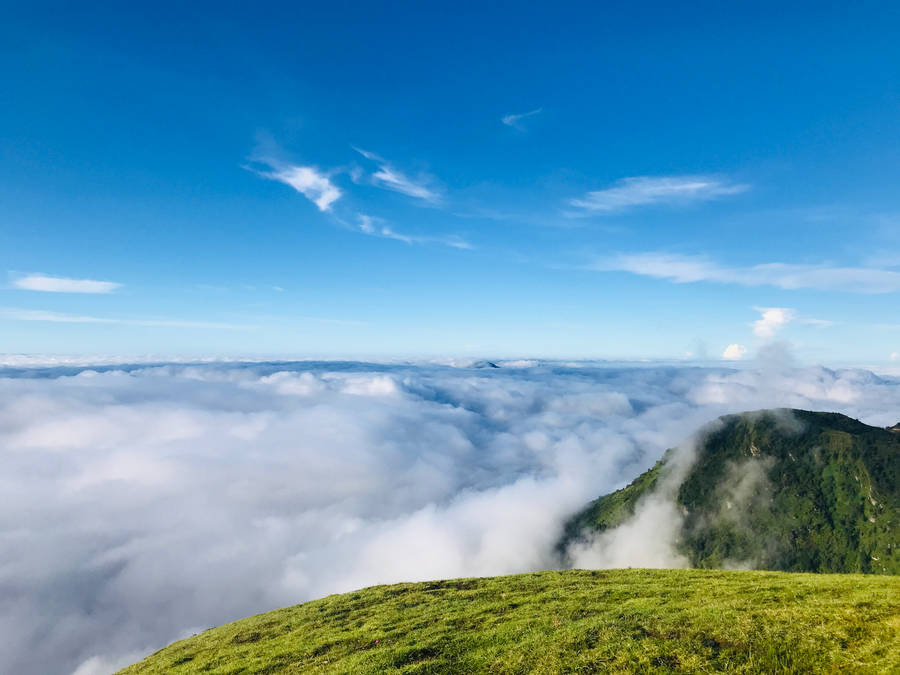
119, 569, 900, 674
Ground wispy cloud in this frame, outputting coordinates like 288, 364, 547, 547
12, 274, 121, 294
569, 175, 748, 214
258, 162, 341, 212
356, 215, 472, 249
594, 252, 900, 293
0, 308, 246, 330
501, 107, 542, 130
354, 148, 441, 204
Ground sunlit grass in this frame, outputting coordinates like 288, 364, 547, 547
119, 568, 900, 674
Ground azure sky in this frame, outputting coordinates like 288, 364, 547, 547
2, 1, 899, 362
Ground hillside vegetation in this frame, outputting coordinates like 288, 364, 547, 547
563, 410, 900, 574
119, 569, 899, 674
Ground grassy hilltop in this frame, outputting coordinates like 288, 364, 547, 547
119, 569, 899, 674
563, 410, 900, 574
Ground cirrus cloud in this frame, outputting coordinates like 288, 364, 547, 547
354, 147, 442, 204
11, 274, 121, 294
594, 252, 900, 294
501, 107, 542, 131
570, 175, 748, 214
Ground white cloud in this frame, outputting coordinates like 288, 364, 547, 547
0, 308, 246, 330
354, 147, 441, 203
752, 307, 795, 338
11, 274, 121, 294
722, 344, 747, 360
595, 252, 900, 293
891, 352, 899, 361
261, 164, 341, 211
4, 361, 900, 673
355, 214, 472, 249
570, 175, 748, 213
501, 107, 542, 130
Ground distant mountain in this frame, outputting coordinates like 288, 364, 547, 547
562, 409, 899, 574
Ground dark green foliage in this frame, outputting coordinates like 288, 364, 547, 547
565, 409, 900, 574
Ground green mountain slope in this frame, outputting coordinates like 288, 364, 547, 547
119, 569, 899, 674
563, 409, 900, 574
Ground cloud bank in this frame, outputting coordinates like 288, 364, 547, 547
2, 360, 899, 674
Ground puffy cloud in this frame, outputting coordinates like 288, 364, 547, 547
11, 274, 121, 293
570, 176, 748, 213
752, 307, 795, 338
722, 344, 747, 360
2, 361, 899, 673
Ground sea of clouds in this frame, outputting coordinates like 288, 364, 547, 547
1, 356, 899, 674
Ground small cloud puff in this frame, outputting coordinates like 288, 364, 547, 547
752, 307, 795, 338
722, 344, 748, 360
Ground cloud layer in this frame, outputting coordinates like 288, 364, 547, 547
2, 360, 899, 674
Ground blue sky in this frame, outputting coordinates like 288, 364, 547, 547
2, 1, 899, 361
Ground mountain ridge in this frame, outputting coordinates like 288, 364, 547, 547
562, 408, 900, 574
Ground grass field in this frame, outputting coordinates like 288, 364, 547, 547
119, 568, 900, 674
